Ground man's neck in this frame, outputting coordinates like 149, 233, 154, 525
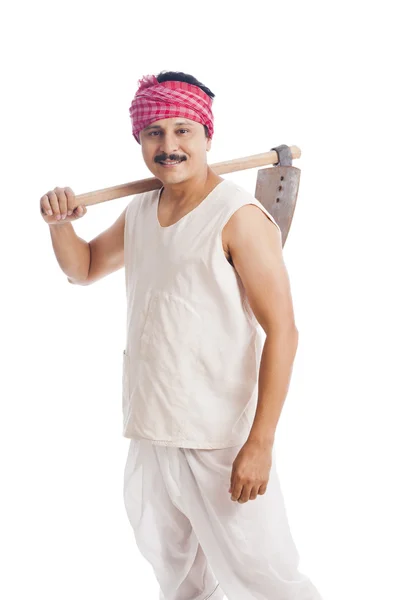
161, 167, 221, 208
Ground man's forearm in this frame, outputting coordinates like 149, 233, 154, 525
247, 328, 299, 447
48, 222, 91, 284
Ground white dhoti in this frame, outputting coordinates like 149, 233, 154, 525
123, 439, 323, 600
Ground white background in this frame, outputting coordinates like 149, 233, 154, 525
1, 1, 398, 599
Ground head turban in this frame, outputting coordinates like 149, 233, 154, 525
129, 74, 214, 144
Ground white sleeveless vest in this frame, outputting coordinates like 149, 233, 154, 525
122, 178, 281, 448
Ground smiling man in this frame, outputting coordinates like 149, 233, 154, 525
45, 69, 322, 600
117, 71, 324, 600
44, 70, 322, 599
45, 72, 321, 600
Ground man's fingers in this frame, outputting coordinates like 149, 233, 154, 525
258, 482, 267, 495
64, 186, 76, 216
47, 190, 60, 219
237, 483, 252, 503
249, 486, 259, 500
40, 194, 52, 216
54, 186, 68, 219
231, 481, 266, 503
230, 480, 243, 502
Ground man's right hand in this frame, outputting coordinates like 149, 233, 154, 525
40, 186, 87, 225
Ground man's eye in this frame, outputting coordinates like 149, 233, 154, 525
148, 129, 189, 136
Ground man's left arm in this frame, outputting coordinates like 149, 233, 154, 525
225, 204, 299, 449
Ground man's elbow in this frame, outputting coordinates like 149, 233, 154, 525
266, 323, 298, 337
272, 325, 299, 349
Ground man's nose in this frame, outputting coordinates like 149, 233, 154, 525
159, 132, 179, 155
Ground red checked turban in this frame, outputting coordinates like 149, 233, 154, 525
129, 74, 214, 144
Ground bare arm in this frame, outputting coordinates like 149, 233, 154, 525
48, 206, 127, 285
223, 204, 299, 447
48, 221, 91, 283
69, 206, 127, 285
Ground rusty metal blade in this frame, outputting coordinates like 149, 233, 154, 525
255, 166, 301, 248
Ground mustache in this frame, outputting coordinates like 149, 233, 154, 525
154, 154, 187, 163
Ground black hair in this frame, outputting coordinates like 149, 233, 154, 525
155, 70, 214, 138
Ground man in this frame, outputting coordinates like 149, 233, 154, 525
42, 71, 323, 599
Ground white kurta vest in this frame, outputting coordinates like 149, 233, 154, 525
122, 178, 281, 448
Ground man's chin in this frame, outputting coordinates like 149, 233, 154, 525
159, 173, 188, 185
153, 162, 188, 180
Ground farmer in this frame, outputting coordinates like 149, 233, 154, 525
41, 70, 323, 600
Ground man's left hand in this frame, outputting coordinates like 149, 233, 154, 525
229, 439, 272, 503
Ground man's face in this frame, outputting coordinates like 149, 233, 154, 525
139, 117, 212, 183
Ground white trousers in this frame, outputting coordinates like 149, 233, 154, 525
123, 439, 323, 600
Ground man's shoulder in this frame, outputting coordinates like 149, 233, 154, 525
218, 179, 273, 223
219, 179, 256, 204
220, 180, 281, 241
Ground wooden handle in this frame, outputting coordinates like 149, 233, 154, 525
75, 145, 301, 207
